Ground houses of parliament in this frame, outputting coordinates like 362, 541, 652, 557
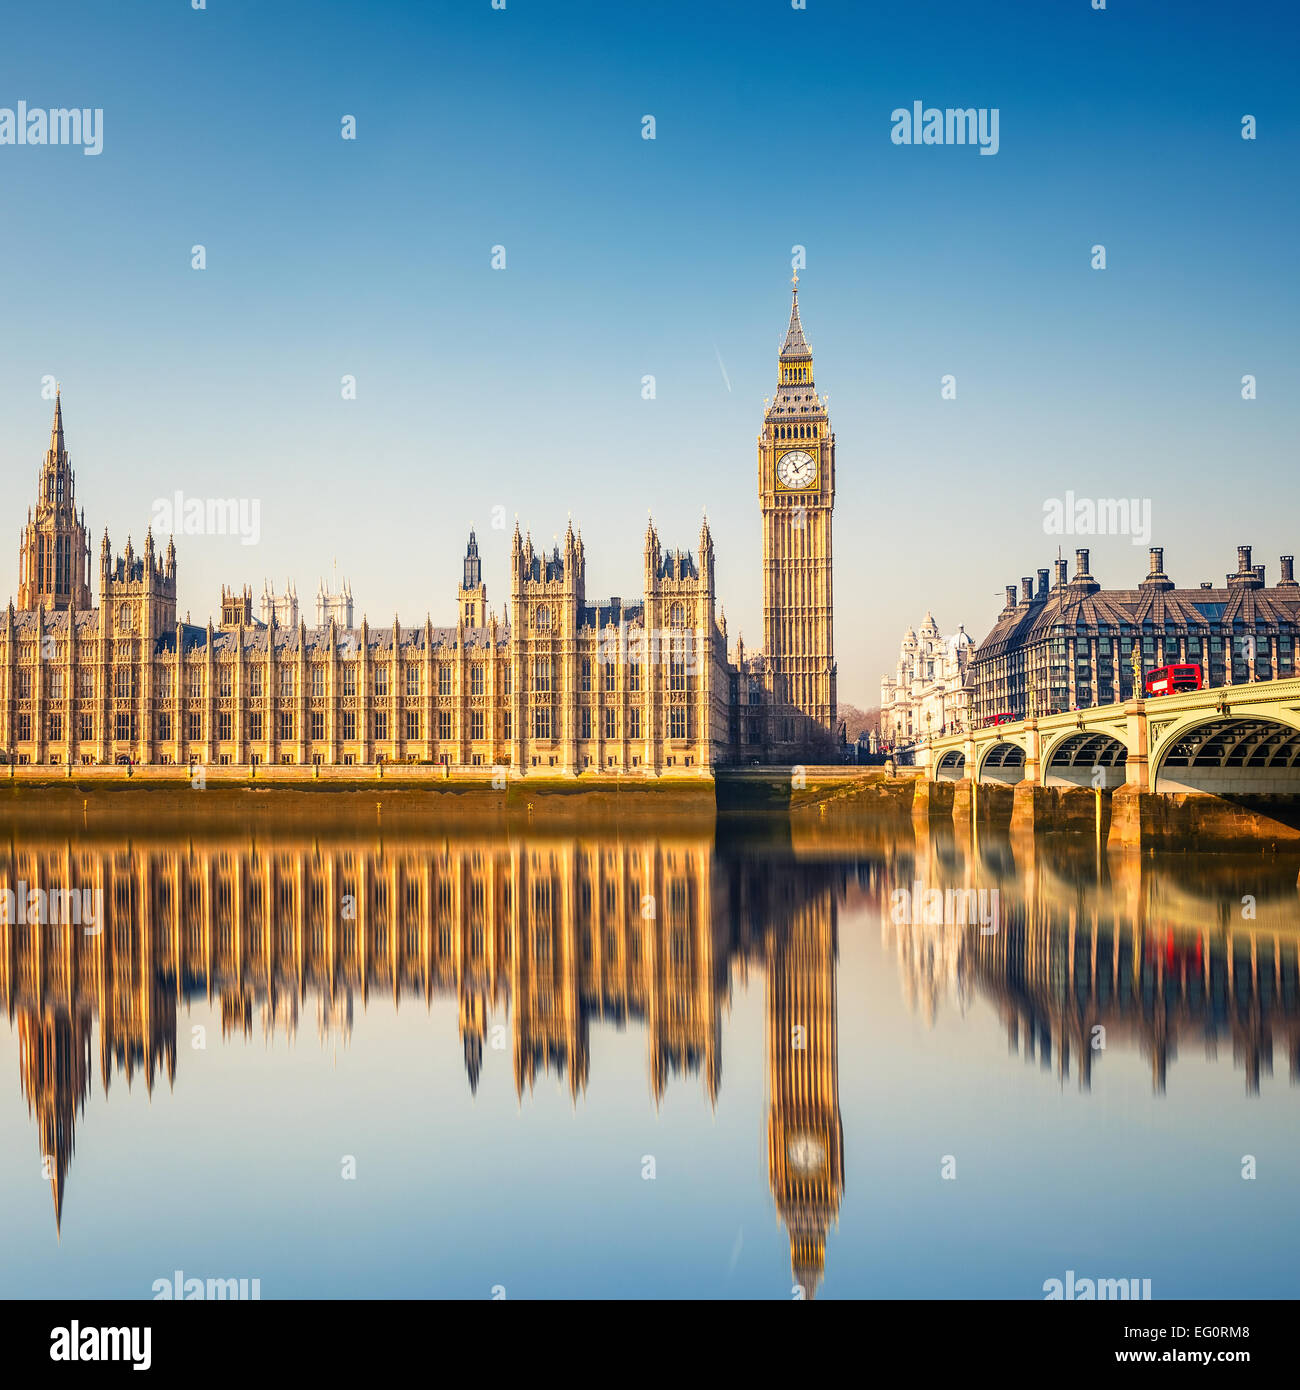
1, 288, 838, 773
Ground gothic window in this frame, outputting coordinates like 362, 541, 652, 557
670, 602, 686, 628
471, 666, 484, 697
580, 707, 591, 739
604, 707, 617, 740
342, 665, 357, 697
533, 706, 552, 740
312, 665, 325, 697
405, 664, 421, 698
279, 667, 295, 698
118, 603, 131, 633
581, 657, 592, 692
373, 666, 388, 697
470, 710, 484, 741
439, 665, 452, 697
438, 710, 452, 740
405, 710, 420, 740
533, 657, 552, 693
669, 706, 687, 740
534, 607, 552, 632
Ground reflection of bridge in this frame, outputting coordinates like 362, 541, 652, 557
923, 677, 1300, 792
875, 826, 1300, 1095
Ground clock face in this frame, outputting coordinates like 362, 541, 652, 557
776, 449, 817, 490
787, 1133, 826, 1176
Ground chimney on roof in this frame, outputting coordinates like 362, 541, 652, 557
1004, 584, 1017, 611
1279, 555, 1297, 587
1200, 581, 1213, 589
1228, 544, 1262, 588
1070, 548, 1100, 595
1053, 557, 1068, 588
1255, 564, 1266, 586
1141, 545, 1173, 590
1020, 577, 1034, 604
1036, 568, 1049, 600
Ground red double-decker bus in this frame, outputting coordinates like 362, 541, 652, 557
1144, 664, 1202, 697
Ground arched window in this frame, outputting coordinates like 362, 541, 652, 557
534, 606, 552, 632
670, 602, 686, 629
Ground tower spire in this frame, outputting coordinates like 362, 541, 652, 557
780, 279, 811, 360
49, 387, 66, 461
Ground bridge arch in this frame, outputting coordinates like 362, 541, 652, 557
935, 749, 966, 781
976, 740, 1026, 785
1041, 729, 1128, 789
1153, 713, 1300, 794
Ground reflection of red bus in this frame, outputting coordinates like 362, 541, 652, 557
1144, 664, 1202, 697
1145, 929, 1203, 970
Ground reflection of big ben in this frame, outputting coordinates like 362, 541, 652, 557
759, 277, 837, 759
766, 895, 844, 1298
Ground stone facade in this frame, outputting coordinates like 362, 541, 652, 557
880, 613, 973, 746
1, 292, 839, 772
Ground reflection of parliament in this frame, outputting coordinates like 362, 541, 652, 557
2, 287, 837, 771
4, 833, 846, 1296
7, 830, 1298, 1294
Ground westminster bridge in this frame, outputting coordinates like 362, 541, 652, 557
921, 676, 1300, 794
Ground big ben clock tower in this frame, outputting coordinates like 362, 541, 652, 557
759, 277, 836, 759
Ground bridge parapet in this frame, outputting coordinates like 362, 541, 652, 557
925, 677, 1300, 796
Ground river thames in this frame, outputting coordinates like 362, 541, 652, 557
2, 812, 1296, 1299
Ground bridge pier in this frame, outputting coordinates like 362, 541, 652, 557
1123, 701, 1150, 791
951, 776, 974, 825
1012, 781, 1111, 836
912, 777, 954, 822
1023, 719, 1040, 785
972, 781, 1015, 826
1108, 783, 1300, 851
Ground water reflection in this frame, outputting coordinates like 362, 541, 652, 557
2, 819, 1298, 1297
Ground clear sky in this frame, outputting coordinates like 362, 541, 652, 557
1, 0, 1296, 704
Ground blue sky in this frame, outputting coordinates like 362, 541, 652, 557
1, 0, 1296, 701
